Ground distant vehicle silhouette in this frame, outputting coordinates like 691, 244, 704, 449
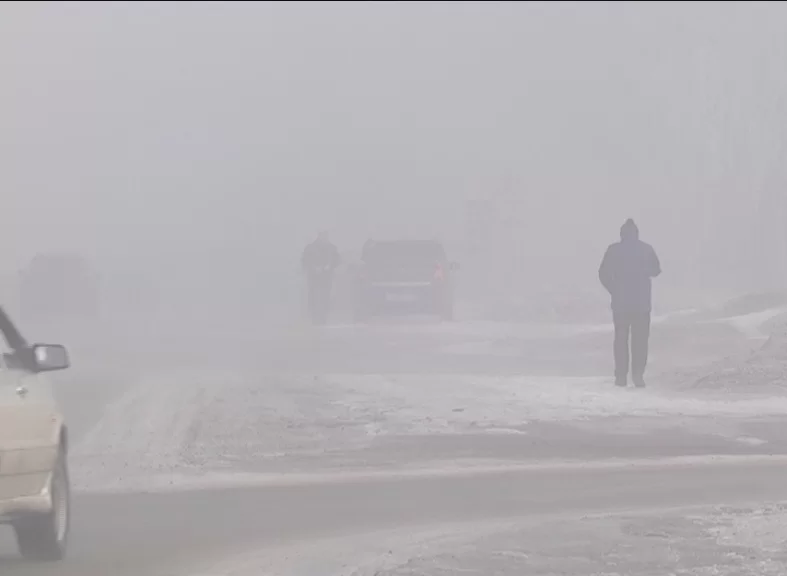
354, 239, 459, 322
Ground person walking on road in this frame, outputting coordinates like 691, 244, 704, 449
598, 219, 661, 388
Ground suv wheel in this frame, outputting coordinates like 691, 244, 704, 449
14, 447, 70, 562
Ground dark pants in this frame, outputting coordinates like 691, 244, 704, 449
612, 307, 651, 380
307, 273, 333, 324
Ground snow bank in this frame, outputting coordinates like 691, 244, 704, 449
716, 306, 787, 339
693, 316, 787, 391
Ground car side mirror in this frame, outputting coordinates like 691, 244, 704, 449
31, 344, 70, 373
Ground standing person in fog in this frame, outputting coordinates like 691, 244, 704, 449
598, 219, 661, 388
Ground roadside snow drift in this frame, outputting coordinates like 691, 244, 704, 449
695, 321, 787, 391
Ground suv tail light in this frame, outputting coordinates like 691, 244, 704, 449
434, 263, 445, 281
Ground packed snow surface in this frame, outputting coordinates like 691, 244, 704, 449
72, 367, 787, 492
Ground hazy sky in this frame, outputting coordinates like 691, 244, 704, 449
3, 1, 787, 304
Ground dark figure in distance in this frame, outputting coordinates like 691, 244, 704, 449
301, 232, 341, 324
598, 219, 661, 387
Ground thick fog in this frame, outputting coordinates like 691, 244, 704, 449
2, 1, 787, 345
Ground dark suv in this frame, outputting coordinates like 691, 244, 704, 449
353, 239, 459, 321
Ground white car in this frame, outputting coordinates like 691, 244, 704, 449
0, 306, 71, 561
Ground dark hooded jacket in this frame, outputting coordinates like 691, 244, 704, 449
301, 238, 340, 277
598, 219, 661, 313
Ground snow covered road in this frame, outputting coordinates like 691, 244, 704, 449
72, 375, 787, 491
200, 502, 787, 576
187, 457, 787, 576
66, 304, 787, 493
5, 299, 787, 575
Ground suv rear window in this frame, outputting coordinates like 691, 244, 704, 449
363, 241, 446, 266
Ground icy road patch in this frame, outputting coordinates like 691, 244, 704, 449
188, 502, 787, 576
71, 369, 787, 492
